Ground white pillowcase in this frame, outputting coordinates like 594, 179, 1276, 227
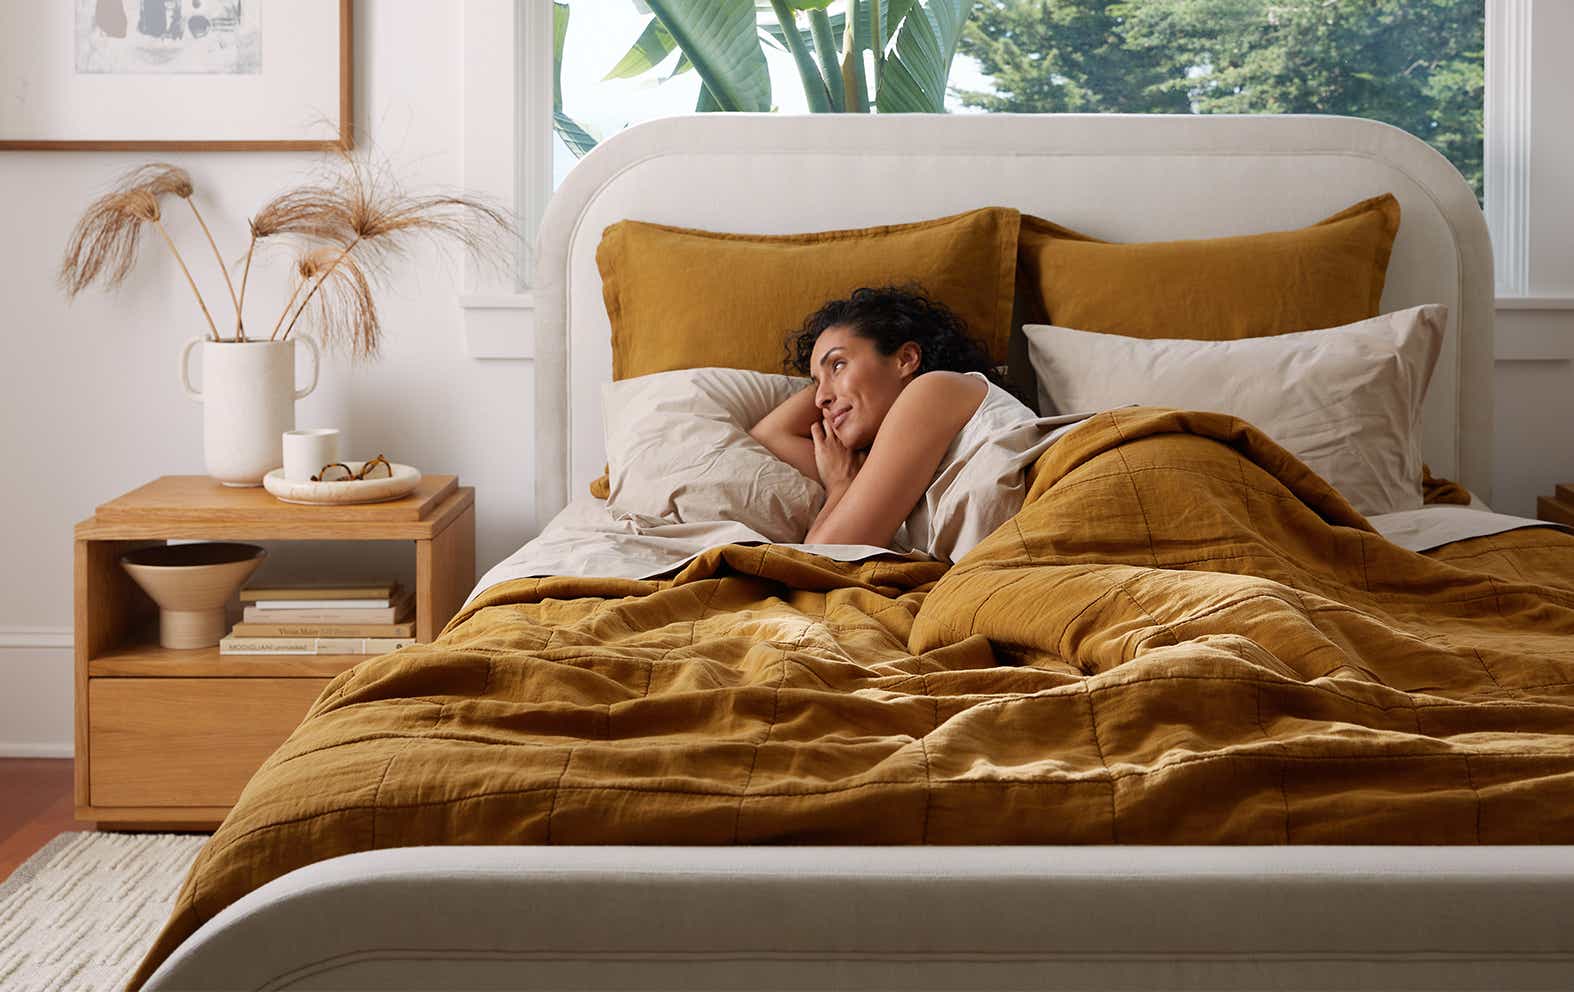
601, 368, 824, 543
1023, 305, 1447, 516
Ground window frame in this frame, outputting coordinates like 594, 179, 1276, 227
464, 0, 1529, 359
1486, 0, 1530, 297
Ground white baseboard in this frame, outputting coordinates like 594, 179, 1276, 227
0, 625, 73, 649
0, 741, 74, 758
0, 625, 75, 757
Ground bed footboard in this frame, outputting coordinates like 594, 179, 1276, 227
143, 846, 1574, 991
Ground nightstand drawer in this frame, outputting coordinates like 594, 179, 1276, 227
89, 678, 330, 807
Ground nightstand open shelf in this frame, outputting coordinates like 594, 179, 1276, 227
74, 474, 476, 830
1537, 483, 1574, 527
88, 634, 366, 678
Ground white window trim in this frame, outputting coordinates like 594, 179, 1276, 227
458, 0, 552, 360
462, 0, 1545, 359
1485, 0, 1531, 298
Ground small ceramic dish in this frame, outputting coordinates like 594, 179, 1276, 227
263, 461, 422, 505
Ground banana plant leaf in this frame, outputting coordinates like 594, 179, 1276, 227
875, 0, 967, 113
886, 0, 916, 39
768, 0, 832, 111
553, 110, 599, 158
762, 11, 844, 53
552, 2, 598, 158
603, 16, 678, 80
646, 0, 771, 112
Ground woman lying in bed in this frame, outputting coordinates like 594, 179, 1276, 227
750, 286, 1029, 547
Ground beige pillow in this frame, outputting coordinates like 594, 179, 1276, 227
602, 368, 824, 543
1023, 305, 1447, 516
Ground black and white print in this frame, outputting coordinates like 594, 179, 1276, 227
77, 0, 261, 75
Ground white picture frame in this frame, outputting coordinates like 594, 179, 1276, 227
0, 0, 351, 151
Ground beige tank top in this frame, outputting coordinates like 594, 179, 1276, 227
901, 371, 1091, 563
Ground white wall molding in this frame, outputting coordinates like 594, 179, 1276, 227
0, 742, 74, 758
1495, 296, 1574, 311
1486, 0, 1532, 297
515, 0, 555, 286
0, 627, 73, 758
0, 626, 72, 649
1495, 307, 1574, 362
459, 292, 538, 359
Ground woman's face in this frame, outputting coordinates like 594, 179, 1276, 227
807, 324, 920, 450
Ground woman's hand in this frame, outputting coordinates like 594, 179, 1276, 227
749, 385, 822, 483
810, 415, 864, 493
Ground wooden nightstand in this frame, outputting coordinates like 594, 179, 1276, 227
1538, 485, 1574, 527
73, 475, 475, 830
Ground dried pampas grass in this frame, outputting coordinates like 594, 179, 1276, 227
238, 183, 355, 341
286, 246, 381, 360
268, 151, 515, 357
60, 147, 516, 359
60, 163, 224, 340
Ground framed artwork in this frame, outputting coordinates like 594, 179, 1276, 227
0, 0, 352, 151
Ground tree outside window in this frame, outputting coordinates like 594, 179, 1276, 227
958, 0, 1484, 202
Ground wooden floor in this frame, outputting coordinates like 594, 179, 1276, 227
0, 758, 79, 883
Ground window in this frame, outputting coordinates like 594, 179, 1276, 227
553, 1, 1483, 202
551, 1, 992, 187
528, 1, 1524, 300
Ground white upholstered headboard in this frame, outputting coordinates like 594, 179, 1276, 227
532, 113, 1494, 526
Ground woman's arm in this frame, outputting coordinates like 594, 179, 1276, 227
748, 384, 822, 483
804, 372, 986, 546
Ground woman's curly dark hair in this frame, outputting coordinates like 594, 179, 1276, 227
786, 285, 1009, 390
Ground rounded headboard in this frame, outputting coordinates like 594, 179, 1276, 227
533, 113, 1494, 526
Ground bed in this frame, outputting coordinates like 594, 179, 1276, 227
132, 114, 1574, 991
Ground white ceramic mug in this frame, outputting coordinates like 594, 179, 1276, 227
283, 428, 340, 482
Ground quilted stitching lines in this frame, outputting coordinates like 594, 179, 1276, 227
1254, 683, 1293, 842
1108, 418, 1162, 569
1082, 679, 1118, 842
732, 623, 808, 842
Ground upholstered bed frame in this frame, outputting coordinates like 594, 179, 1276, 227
142, 116, 1574, 992
535, 112, 1496, 520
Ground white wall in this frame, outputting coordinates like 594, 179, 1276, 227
2, 1, 1572, 756
1494, 0, 1574, 519
0, 3, 534, 755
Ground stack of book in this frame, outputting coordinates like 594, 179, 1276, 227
220, 581, 416, 655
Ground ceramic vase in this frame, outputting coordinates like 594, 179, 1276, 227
179, 338, 319, 486
120, 543, 268, 649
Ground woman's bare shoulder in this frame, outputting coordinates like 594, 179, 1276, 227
898, 370, 989, 410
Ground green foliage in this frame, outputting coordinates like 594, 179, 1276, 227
878, 0, 972, 112
646, 0, 774, 111
552, 2, 598, 159
959, 0, 1484, 200
586, 0, 972, 115
959, 0, 1189, 113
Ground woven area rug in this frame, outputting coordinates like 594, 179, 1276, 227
0, 831, 207, 992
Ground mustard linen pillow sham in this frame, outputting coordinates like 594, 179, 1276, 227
1018, 194, 1401, 340
596, 207, 1021, 380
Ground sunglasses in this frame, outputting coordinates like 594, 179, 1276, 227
311, 454, 392, 483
